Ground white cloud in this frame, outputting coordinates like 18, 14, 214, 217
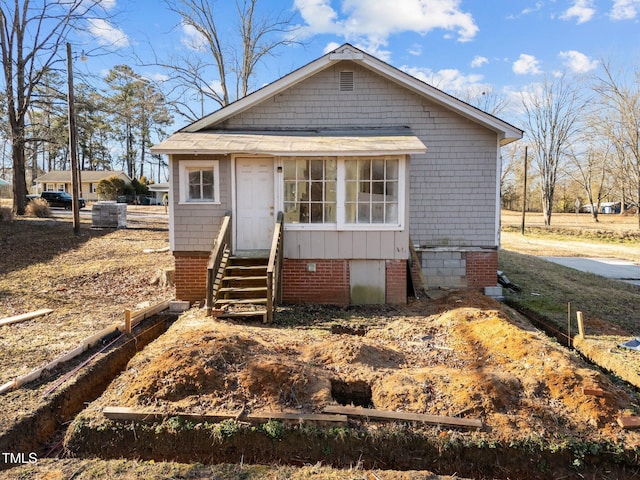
512, 54, 542, 75
402, 65, 486, 94
181, 24, 208, 51
408, 43, 422, 56
87, 19, 129, 48
99, 0, 117, 10
559, 50, 598, 73
609, 0, 640, 20
561, 0, 596, 23
471, 55, 488, 68
294, 0, 479, 54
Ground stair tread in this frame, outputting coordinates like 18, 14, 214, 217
222, 276, 268, 281
218, 286, 267, 293
226, 265, 267, 270
217, 310, 267, 318
215, 298, 268, 305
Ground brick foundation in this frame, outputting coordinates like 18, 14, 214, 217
385, 260, 407, 304
173, 254, 410, 307
466, 250, 498, 289
282, 259, 408, 306
282, 259, 350, 306
173, 253, 209, 304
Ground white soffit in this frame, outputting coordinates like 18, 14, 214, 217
151, 129, 427, 156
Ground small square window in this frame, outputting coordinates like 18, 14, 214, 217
179, 160, 220, 204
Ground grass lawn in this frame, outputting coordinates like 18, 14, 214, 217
499, 210, 640, 389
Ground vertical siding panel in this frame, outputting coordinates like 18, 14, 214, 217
366, 231, 381, 258
338, 231, 353, 259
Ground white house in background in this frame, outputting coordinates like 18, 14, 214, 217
152, 43, 523, 306
148, 182, 169, 205
34, 171, 132, 202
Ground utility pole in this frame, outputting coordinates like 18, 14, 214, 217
67, 43, 80, 235
520, 146, 528, 235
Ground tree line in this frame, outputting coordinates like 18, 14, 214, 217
1, 0, 294, 215
1, 64, 172, 182
500, 63, 640, 227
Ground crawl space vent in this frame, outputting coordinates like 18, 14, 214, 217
340, 71, 354, 92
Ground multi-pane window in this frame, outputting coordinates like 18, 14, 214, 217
283, 156, 402, 228
284, 158, 336, 224
179, 160, 219, 204
187, 168, 215, 201
345, 159, 398, 224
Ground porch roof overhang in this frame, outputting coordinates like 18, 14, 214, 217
151, 128, 427, 157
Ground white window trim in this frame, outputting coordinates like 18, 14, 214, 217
282, 155, 405, 232
178, 159, 220, 204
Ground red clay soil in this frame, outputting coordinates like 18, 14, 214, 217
64, 291, 640, 478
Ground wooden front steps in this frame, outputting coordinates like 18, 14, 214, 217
214, 255, 269, 321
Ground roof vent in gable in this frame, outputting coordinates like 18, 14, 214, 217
340, 71, 354, 92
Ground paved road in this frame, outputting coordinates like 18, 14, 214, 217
543, 257, 640, 286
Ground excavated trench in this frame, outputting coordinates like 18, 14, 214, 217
0, 312, 177, 471
4, 307, 640, 479
63, 319, 640, 480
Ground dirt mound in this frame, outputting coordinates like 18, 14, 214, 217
66, 291, 640, 475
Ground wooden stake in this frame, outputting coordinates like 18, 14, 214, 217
124, 309, 132, 334
567, 302, 571, 346
577, 311, 585, 338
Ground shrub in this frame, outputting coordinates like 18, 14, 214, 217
97, 176, 126, 201
0, 206, 13, 223
26, 198, 51, 218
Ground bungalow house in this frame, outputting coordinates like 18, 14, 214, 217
151, 44, 522, 314
34, 170, 131, 202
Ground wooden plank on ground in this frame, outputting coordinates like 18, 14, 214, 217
582, 387, 605, 397
618, 416, 640, 429
0, 309, 53, 327
103, 406, 348, 426
323, 405, 483, 430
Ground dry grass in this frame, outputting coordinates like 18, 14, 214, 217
25, 198, 51, 218
0, 211, 174, 389
4, 459, 455, 480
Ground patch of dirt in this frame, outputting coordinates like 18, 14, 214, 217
70, 290, 640, 454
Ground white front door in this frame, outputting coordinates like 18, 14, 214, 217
235, 157, 275, 251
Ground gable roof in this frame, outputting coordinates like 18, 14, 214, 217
35, 170, 132, 183
180, 43, 522, 146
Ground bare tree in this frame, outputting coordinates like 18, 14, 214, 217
0, 0, 106, 215
565, 123, 615, 222
159, 0, 297, 122
594, 61, 640, 227
521, 75, 586, 226
461, 86, 509, 116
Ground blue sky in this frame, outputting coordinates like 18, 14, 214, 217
72, 0, 640, 129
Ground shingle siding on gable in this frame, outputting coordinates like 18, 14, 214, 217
224, 61, 499, 249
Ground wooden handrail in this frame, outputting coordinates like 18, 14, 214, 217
266, 212, 284, 323
206, 213, 232, 316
